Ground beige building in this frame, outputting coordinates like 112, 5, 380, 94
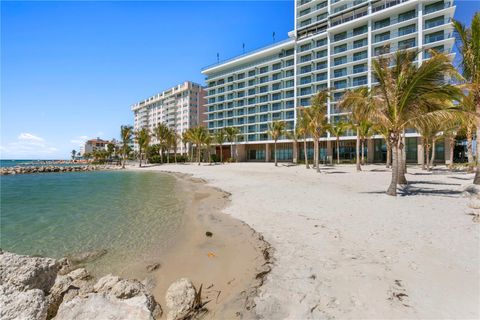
131, 81, 206, 153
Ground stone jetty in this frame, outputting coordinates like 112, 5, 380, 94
1, 165, 120, 175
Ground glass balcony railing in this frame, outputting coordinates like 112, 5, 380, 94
425, 32, 449, 44
424, 17, 451, 29
372, 0, 410, 14
331, 10, 368, 27
424, 1, 452, 15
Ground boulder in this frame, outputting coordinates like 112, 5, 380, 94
67, 249, 107, 264
54, 293, 155, 320
0, 251, 59, 292
165, 278, 197, 320
0, 285, 49, 320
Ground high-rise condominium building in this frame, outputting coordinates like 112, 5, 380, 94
131, 81, 206, 153
202, 0, 456, 164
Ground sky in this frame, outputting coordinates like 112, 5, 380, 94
1, 0, 479, 159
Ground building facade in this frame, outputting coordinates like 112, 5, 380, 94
131, 81, 206, 154
202, 0, 456, 164
82, 138, 111, 156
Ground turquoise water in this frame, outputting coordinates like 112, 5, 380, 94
0, 170, 185, 274
1, 160, 77, 168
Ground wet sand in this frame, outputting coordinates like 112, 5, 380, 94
123, 169, 272, 319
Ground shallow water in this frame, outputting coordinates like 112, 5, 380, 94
0, 170, 185, 275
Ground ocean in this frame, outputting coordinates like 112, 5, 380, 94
0, 169, 186, 275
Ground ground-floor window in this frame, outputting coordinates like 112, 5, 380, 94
405, 137, 418, 162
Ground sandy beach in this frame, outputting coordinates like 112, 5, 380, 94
135, 162, 480, 319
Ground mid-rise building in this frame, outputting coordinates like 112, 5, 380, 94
82, 138, 111, 155
131, 81, 206, 153
202, 0, 456, 164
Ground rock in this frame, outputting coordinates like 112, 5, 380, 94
146, 263, 161, 272
205, 231, 213, 237
0, 285, 49, 320
54, 293, 156, 320
165, 278, 197, 320
67, 249, 107, 264
93, 275, 162, 316
468, 198, 480, 209
0, 251, 59, 292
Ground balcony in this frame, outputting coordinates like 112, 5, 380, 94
424, 17, 451, 29
424, 1, 452, 15
372, 0, 410, 14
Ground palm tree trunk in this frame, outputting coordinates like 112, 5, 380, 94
361, 139, 365, 165
230, 143, 233, 161
160, 148, 163, 164
174, 148, 177, 164
315, 139, 320, 173
356, 128, 361, 172
474, 124, 480, 184
397, 138, 407, 185
274, 141, 278, 167
467, 127, 474, 172
421, 138, 426, 170
292, 141, 298, 164
304, 138, 310, 169
425, 143, 431, 171
387, 142, 399, 196
122, 154, 126, 169
336, 138, 340, 165
449, 138, 455, 169
313, 140, 317, 169
138, 148, 142, 168
219, 144, 223, 163
429, 140, 436, 171
197, 146, 201, 165
386, 142, 391, 168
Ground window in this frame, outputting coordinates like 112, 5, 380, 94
300, 65, 312, 73
425, 16, 445, 29
398, 38, 416, 50
374, 18, 390, 29
334, 44, 347, 54
352, 76, 367, 86
334, 31, 347, 42
353, 25, 367, 36
272, 73, 281, 80
272, 63, 282, 70
260, 66, 269, 74
300, 87, 312, 96
334, 56, 347, 66
375, 31, 390, 42
272, 93, 282, 100
353, 64, 367, 73
374, 45, 390, 56
300, 18, 312, 27
300, 54, 312, 63
398, 9, 416, 22
272, 83, 281, 90
316, 38, 327, 47
353, 38, 367, 48
260, 85, 269, 93
285, 90, 294, 98
316, 72, 327, 81
398, 24, 416, 36
300, 43, 312, 52
300, 76, 312, 84
334, 68, 347, 78
425, 31, 444, 44
353, 51, 367, 61
316, 50, 327, 58
334, 80, 347, 89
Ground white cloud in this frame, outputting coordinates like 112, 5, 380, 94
18, 132, 45, 143
0, 132, 58, 158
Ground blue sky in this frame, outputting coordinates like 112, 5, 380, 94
1, 0, 479, 159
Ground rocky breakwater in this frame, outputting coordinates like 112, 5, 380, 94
0, 251, 162, 320
0, 165, 120, 175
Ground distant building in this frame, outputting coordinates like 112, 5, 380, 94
82, 138, 110, 155
131, 81, 206, 153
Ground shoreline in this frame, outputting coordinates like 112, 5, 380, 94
125, 168, 273, 318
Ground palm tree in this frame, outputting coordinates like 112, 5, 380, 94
135, 128, 150, 167
339, 87, 373, 172
327, 121, 348, 165
120, 125, 133, 169
106, 143, 115, 161
370, 50, 461, 196
267, 121, 286, 166
182, 129, 194, 162
358, 120, 374, 165
453, 13, 480, 183
458, 92, 477, 171
204, 133, 213, 164
287, 124, 301, 164
189, 126, 209, 165
304, 91, 329, 173
214, 129, 226, 163
167, 129, 179, 164
297, 110, 311, 169
154, 123, 170, 163
71, 149, 76, 161
224, 127, 239, 161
